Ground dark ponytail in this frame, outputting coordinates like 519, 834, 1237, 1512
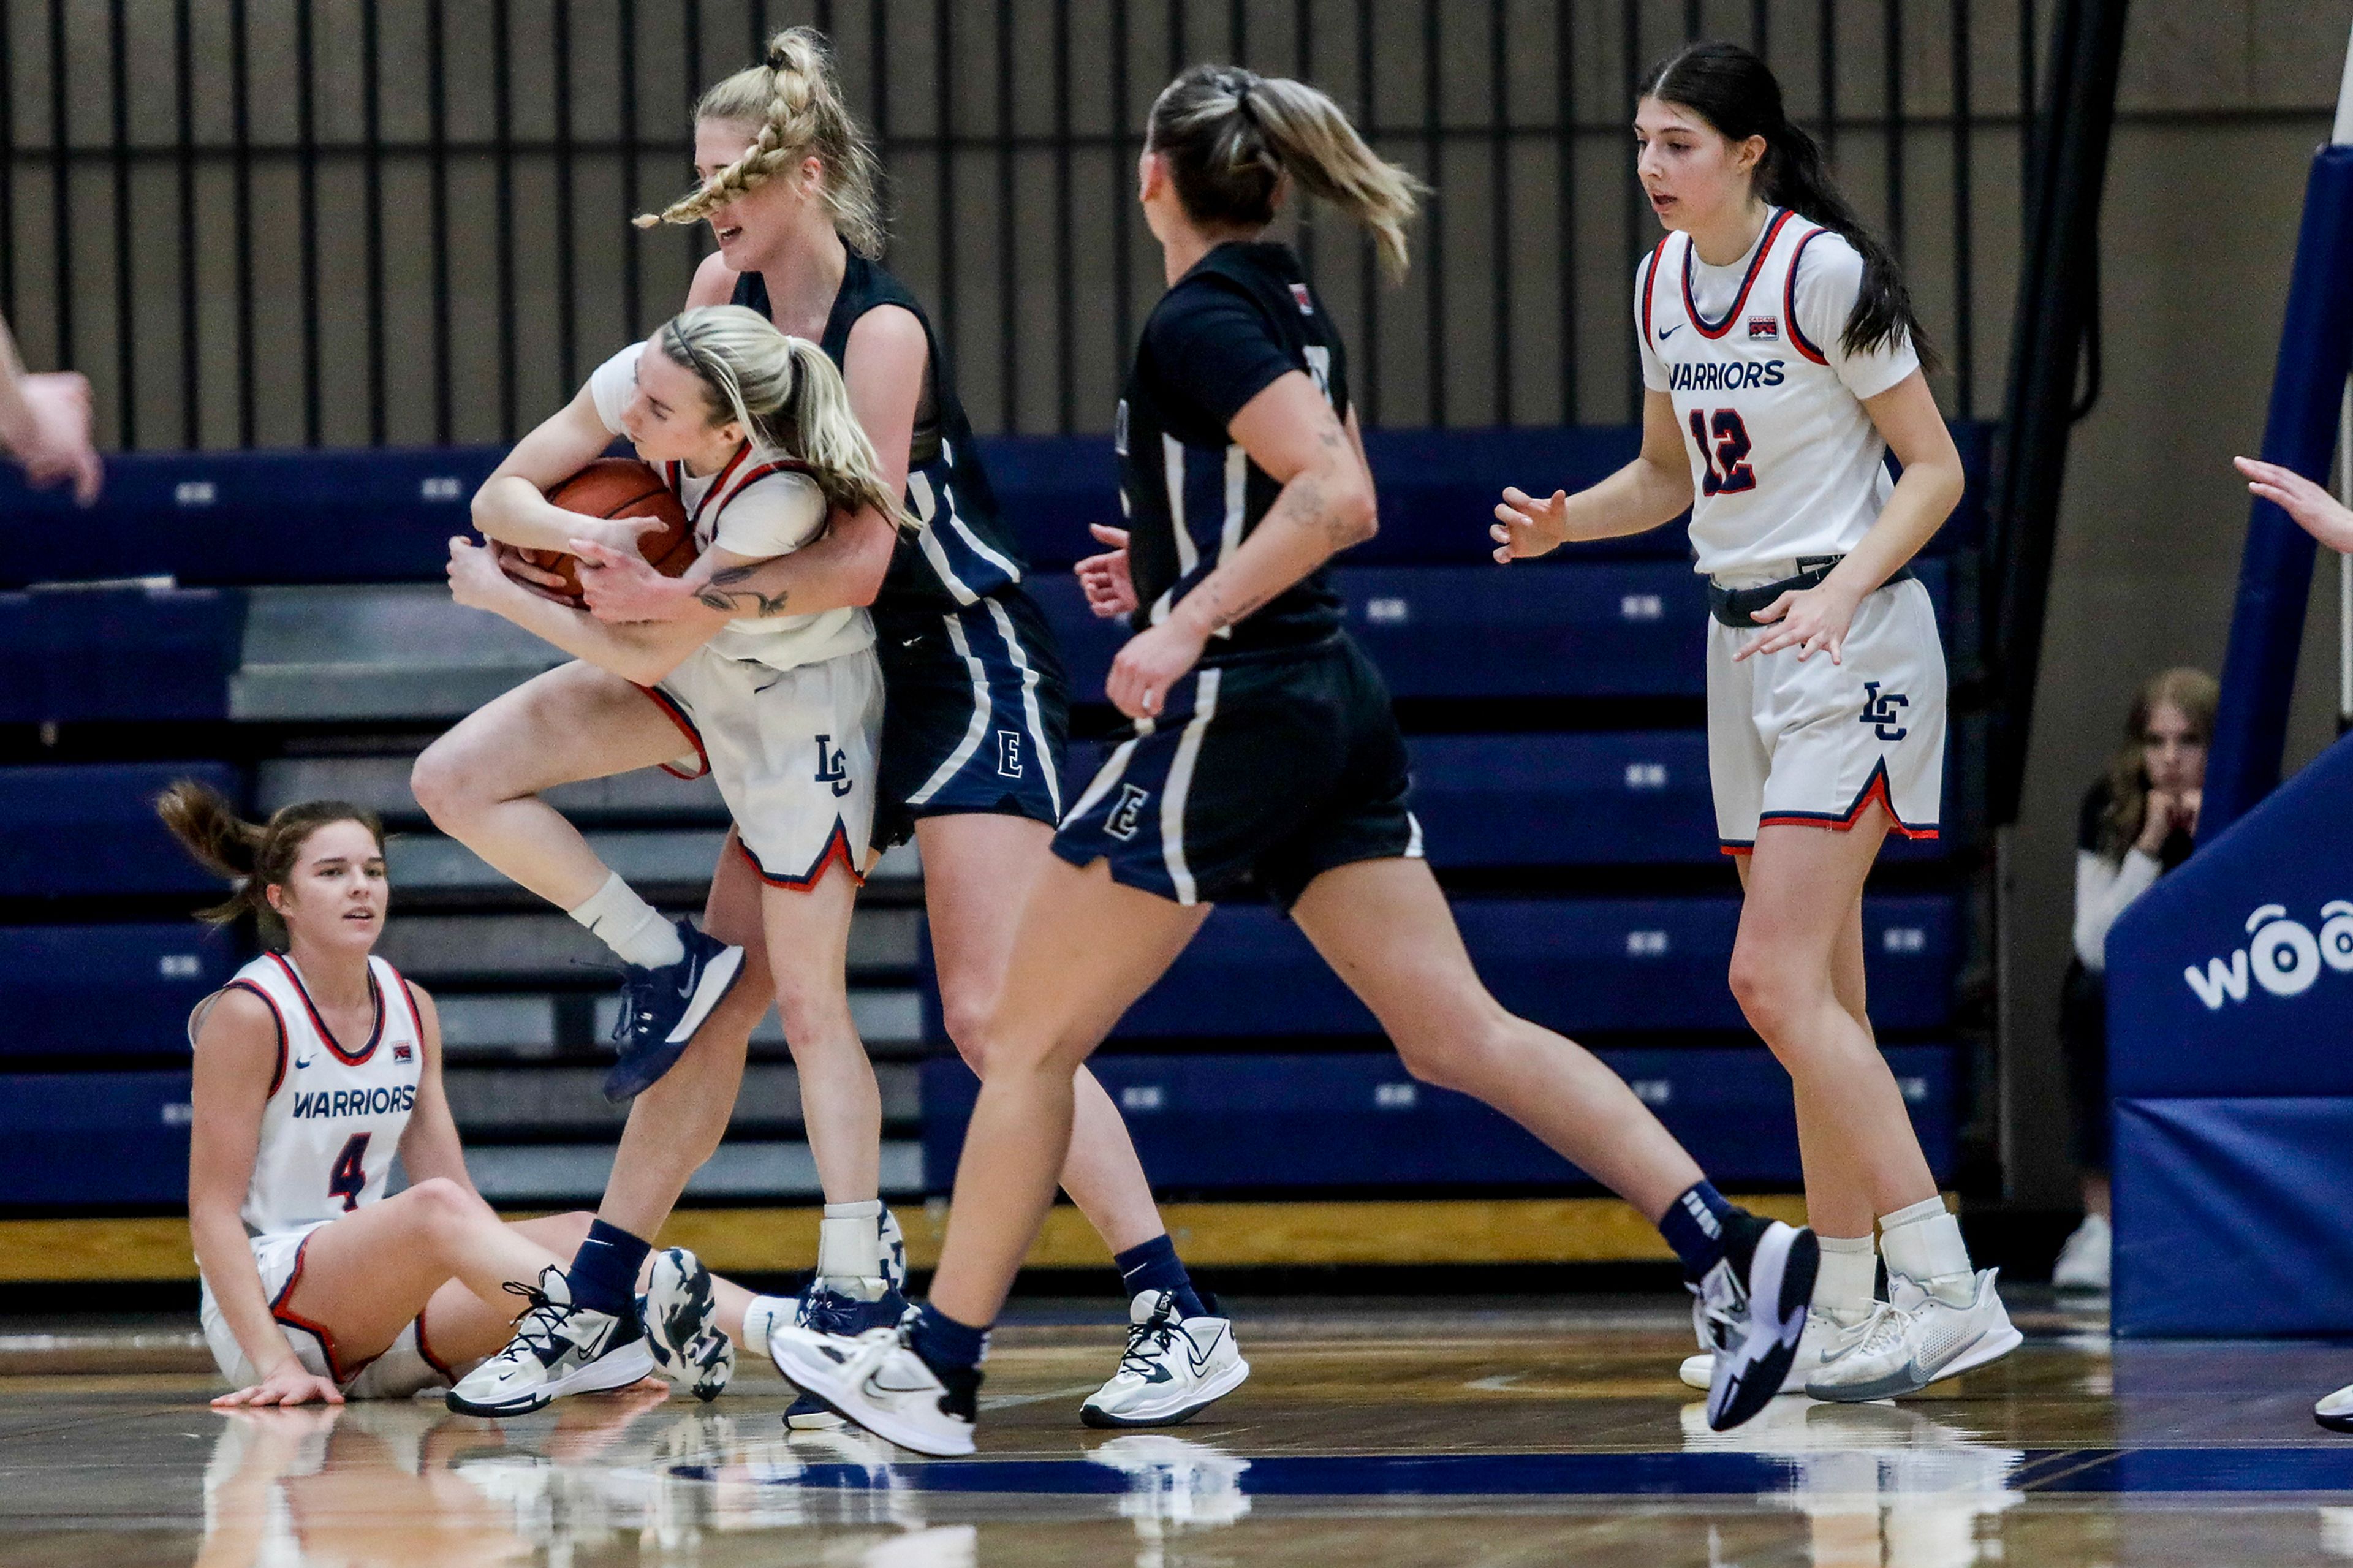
1639, 41, 1939, 373
156, 780, 382, 947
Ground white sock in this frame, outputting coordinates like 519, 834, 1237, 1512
1879, 1197, 1974, 1306
568, 872, 684, 970
742, 1293, 793, 1349
817, 1199, 884, 1283
1814, 1233, 1879, 1323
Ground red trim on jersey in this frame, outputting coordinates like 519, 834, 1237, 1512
265, 952, 382, 1066
733, 819, 865, 892
1683, 208, 1797, 339
1640, 237, 1670, 343
223, 979, 289, 1096
682, 444, 754, 530
1752, 759, 1940, 840
1783, 223, 1835, 365
633, 683, 711, 781
388, 965, 426, 1056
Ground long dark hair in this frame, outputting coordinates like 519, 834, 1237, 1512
1146, 64, 1428, 282
156, 781, 383, 949
1640, 41, 1938, 372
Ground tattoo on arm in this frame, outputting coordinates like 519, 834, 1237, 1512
694, 563, 791, 618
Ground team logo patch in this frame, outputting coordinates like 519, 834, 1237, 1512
1105, 783, 1151, 842
813, 734, 854, 797
995, 729, 1025, 779
393, 1042, 412, 1062
1748, 315, 1779, 340
1860, 681, 1911, 742
1290, 282, 1314, 316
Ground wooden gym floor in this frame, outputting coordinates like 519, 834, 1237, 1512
5, 1289, 2353, 1567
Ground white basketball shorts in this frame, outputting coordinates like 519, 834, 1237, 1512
641, 644, 884, 889
200, 1221, 461, 1398
1705, 575, 1946, 854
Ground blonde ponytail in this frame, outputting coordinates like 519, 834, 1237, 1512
635, 26, 887, 257
657, 305, 909, 529
1147, 64, 1427, 282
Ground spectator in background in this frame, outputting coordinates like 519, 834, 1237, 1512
2053, 666, 2218, 1293
0, 312, 101, 504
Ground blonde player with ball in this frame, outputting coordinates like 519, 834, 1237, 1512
1496, 41, 2017, 1402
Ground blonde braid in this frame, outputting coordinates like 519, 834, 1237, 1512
634, 28, 886, 257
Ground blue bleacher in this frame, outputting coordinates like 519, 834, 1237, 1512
0, 762, 241, 897
922, 893, 1958, 1041
0, 1070, 192, 1206
0, 924, 233, 1058
921, 1044, 1959, 1192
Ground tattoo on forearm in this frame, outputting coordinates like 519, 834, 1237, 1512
695, 564, 791, 618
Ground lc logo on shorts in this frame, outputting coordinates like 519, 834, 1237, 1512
814, 735, 854, 797
1860, 681, 1910, 741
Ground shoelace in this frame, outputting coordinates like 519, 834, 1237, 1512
499, 1279, 575, 1365
1846, 1300, 1915, 1358
1115, 1306, 1183, 1379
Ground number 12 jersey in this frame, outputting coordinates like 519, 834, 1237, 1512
1637, 208, 1920, 580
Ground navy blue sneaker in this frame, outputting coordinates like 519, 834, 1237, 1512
779, 1278, 909, 1431
601, 919, 746, 1102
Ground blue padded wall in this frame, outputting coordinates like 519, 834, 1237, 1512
2110, 732, 2353, 1335
0, 1070, 192, 1206
922, 894, 1958, 1040
0, 762, 241, 897
0, 925, 235, 1058
921, 1045, 1958, 1193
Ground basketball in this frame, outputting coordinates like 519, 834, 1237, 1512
517, 458, 695, 606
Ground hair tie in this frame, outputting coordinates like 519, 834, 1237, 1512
766, 42, 790, 70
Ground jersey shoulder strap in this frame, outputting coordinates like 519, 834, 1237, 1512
1779, 218, 1839, 366
370, 956, 426, 1050
1640, 235, 1673, 339
819, 254, 930, 365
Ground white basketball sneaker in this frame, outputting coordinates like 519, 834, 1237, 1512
767, 1320, 980, 1458
2050, 1213, 2111, 1293
1690, 1220, 1820, 1431
1081, 1292, 1251, 1430
1678, 1306, 1857, 1395
642, 1247, 734, 1402
446, 1265, 656, 1417
1805, 1268, 2021, 1403
2316, 1381, 2353, 1433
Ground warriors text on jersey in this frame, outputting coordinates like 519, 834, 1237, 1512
209, 952, 424, 1237
1116, 241, 1348, 658
1637, 210, 1920, 579
733, 254, 1029, 612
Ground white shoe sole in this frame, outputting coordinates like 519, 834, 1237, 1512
669, 944, 746, 1044
1807, 1320, 2023, 1403
1680, 1350, 1811, 1395
447, 1336, 658, 1417
767, 1331, 975, 1458
1081, 1355, 1252, 1429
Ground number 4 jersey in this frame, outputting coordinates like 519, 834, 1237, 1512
199, 952, 423, 1237
1637, 209, 1919, 580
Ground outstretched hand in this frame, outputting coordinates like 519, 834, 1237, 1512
2235, 455, 2353, 553
1076, 523, 1138, 618
212, 1360, 345, 1409
1491, 487, 1570, 561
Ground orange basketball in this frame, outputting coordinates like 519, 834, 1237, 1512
517, 458, 696, 607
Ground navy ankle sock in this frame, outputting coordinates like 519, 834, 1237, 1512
1659, 1181, 1736, 1282
568, 1219, 651, 1329
906, 1301, 990, 1376
1113, 1234, 1206, 1318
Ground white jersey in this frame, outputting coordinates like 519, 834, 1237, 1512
588, 343, 874, 672
208, 952, 424, 1238
1637, 211, 1920, 580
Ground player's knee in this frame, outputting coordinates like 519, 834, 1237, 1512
1727, 945, 1801, 1043
936, 994, 998, 1072
407, 741, 477, 828
405, 1176, 491, 1232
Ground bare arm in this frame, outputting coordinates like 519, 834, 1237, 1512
188, 988, 341, 1404
469, 385, 656, 556
390, 984, 476, 1196
1104, 376, 1376, 719
445, 534, 719, 686
1736, 369, 1963, 663
686, 252, 740, 309
580, 306, 919, 624
1493, 390, 1693, 560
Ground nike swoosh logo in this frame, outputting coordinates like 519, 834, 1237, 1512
294, 1056, 315, 1069
900, 636, 922, 647
863, 1367, 941, 1399
1139, 1363, 1175, 1384
675, 961, 700, 999
1658, 324, 1683, 341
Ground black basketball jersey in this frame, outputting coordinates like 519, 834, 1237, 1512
1116, 241, 1348, 657
733, 254, 1028, 613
